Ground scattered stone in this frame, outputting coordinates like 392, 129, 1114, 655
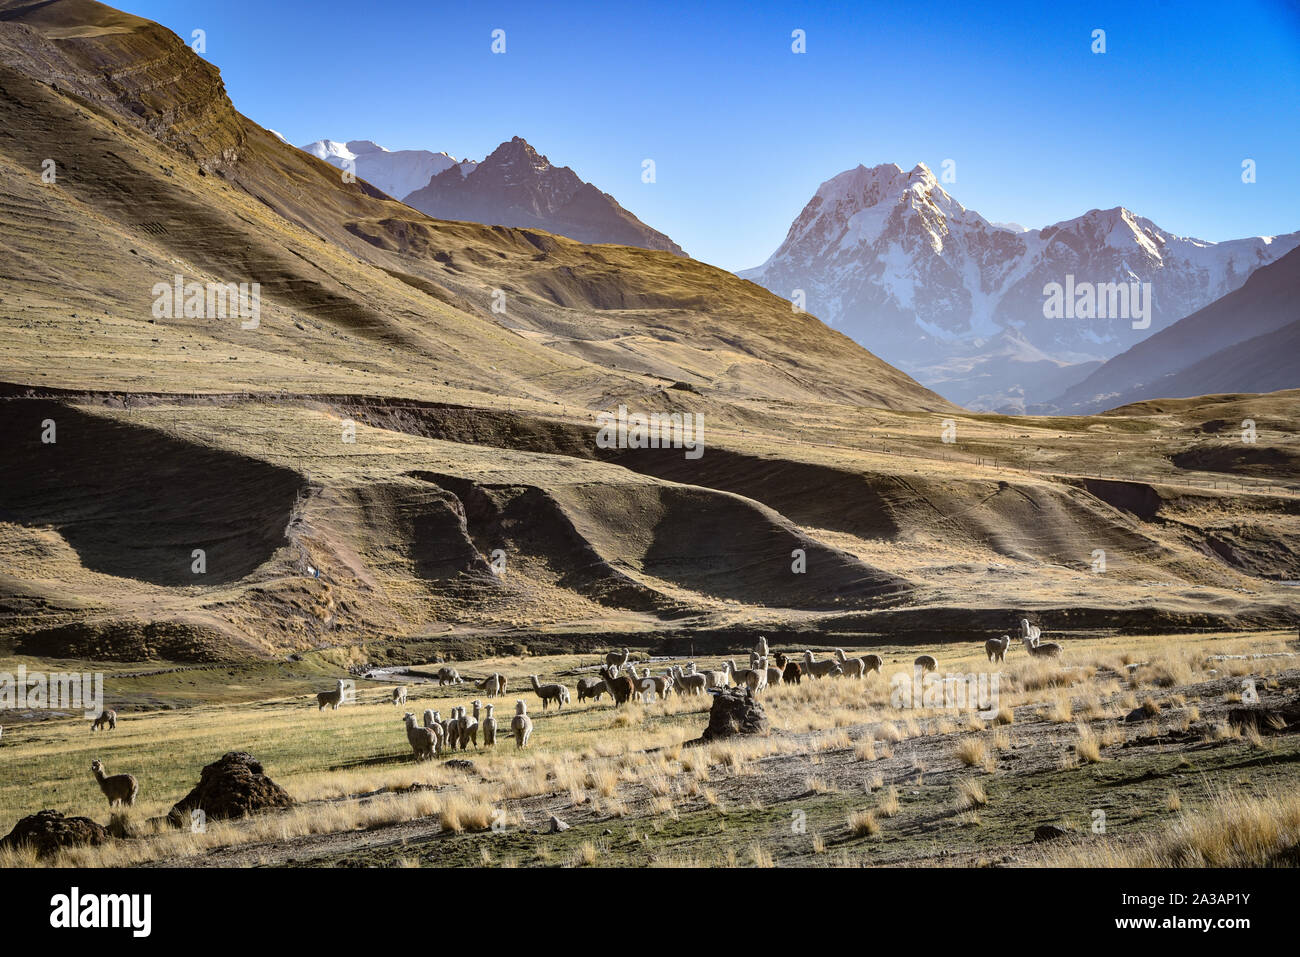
1033, 824, 1069, 842
1123, 707, 1149, 723
0, 809, 110, 858
549, 815, 570, 833
167, 751, 294, 827
444, 759, 475, 771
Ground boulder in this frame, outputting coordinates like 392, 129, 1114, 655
1033, 824, 1069, 842
0, 809, 110, 857
167, 751, 294, 827
691, 688, 770, 744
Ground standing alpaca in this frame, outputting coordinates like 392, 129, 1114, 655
914, 655, 938, 673
605, 647, 631, 669
774, 652, 803, 685
90, 759, 137, 808
577, 676, 610, 703
511, 700, 534, 749
437, 666, 463, 686
423, 710, 446, 756
802, 651, 842, 679
444, 707, 463, 751
600, 666, 635, 706
986, 635, 1012, 663
529, 675, 570, 710
672, 666, 707, 696
316, 679, 348, 711
459, 706, 479, 750
833, 648, 869, 679
862, 654, 884, 676
1019, 619, 1043, 643
392, 686, 408, 707
726, 659, 764, 694
1022, 635, 1063, 658
90, 709, 117, 732
766, 661, 785, 687
482, 704, 497, 746
403, 713, 436, 761
754, 635, 769, 660
701, 667, 729, 690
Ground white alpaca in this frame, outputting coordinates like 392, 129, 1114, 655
1019, 619, 1042, 643
90, 759, 137, 807
511, 700, 534, 749
671, 666, 707, 696
482, 704, 497, 746
1022, 635, 1063, 658
423, 710, 446, 756
437, 666, 463, 686
605, 647, 631, 669
833, 648, 869, 679
702, 668, 729, 690
754, 635, 769, 659
404, 712, 436, 761
459, 706, 479, 750
316, 679, 347, 710
529, 675, 570, 710
766, 663, 784, 687
725, 659, 763, 693
986, 635, 1012, 662
444, 707, 462, 750
802, 651, 842, 679
392, 686, 407, 707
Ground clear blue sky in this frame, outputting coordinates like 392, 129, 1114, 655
125, 0, 1300, 270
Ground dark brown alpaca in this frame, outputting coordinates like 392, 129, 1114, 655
773, 652, 802, 685
600, 665, 635, 706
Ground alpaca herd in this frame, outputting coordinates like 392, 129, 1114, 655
379, 619, 1069, 765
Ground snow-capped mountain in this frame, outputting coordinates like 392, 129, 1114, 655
403, 136, 684, 255
739, 163, 1300, 410
300, 139, 477, 201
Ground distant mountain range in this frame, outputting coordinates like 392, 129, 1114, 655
301, 139, 476, 202
1043, 245, 1300, 414
301, 135, 683, 256
739, 163, 1300, 410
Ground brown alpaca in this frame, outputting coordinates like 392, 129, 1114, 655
782, 660, 803, 684
600, 665, 635, 706
90, 759, 138, 807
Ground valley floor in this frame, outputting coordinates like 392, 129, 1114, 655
2, 630, 1298, 868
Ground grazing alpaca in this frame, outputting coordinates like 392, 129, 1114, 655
475, 673, 506, 697
986, 635, 1012, 663
511, 700, 534, 749
577, 676, 610, 703
482, 704, 497, 746
90, 759, 137, 808
423, 710, 446, 756
833, 648, 869, 679
90, 709, 117, 732
529, 675, 570, 710
801, 651, 842, 679
403, 712, 436, 761
437, 666, 463, 686
862, 654, 884, 676
392, 686, 407, 707
1023, 635, 1063, 658
316, 679, 347, 711
605, 647, 631, 669
914, 655, 938, 673
600, 666, 635, 706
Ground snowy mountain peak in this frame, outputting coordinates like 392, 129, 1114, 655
740, 161, 1300, 409
299, 138, 468, 201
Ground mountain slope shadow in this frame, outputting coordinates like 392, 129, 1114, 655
0, 401, 302, 586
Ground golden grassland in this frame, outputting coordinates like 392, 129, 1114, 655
1, 630, 1296, 867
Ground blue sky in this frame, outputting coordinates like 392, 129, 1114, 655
127, 0, 1300, 271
